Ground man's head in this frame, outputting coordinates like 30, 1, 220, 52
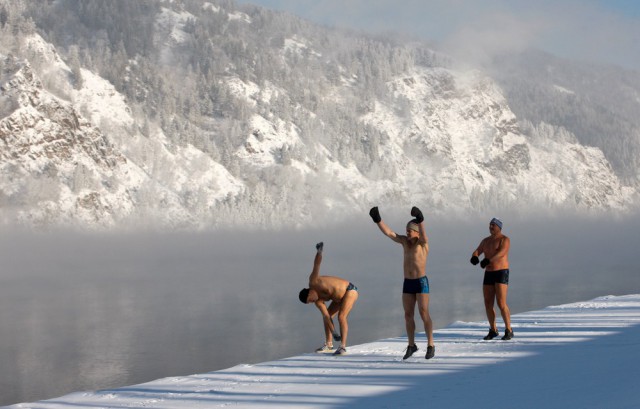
299, 288, 319, 303
490, 217, 503, 231
299, 288, 310, 303
406, 221, 419, 235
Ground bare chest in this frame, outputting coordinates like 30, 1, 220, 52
483, 238, 503, 256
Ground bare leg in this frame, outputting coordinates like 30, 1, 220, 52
402, 293, 417, 346
417, 293, 433, 346
483, 285, 497, 330
337, 290, 358, 347
495, 283, 511, 330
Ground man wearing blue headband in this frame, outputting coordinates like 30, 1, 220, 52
470, 218, 514, 341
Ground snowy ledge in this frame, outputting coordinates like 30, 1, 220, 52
8, 294, 640, 409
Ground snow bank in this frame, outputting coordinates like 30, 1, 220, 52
7, 294, 640, 409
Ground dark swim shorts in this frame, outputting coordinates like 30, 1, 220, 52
483, 269, 510, 285
403, 276, 430, 294
346, 282, 358, 292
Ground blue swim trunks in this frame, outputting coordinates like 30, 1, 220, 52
403, 276, 429, 294
346, 282, 358, 292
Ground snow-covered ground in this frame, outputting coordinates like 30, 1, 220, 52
6, 294, 640, 409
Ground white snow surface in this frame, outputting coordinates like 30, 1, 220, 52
7, 294, 640, 409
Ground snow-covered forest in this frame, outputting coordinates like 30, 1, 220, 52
1, 0, 639, 229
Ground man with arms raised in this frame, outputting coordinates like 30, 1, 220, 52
369, 206, 435, 359
470, 218, 514, 340
299, 242, 359, 356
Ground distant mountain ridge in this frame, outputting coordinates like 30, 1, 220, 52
0, 0, 638, 229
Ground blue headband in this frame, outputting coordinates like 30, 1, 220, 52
490, 218, 503, 230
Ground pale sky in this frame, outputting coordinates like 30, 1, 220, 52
238, 0, 640, 71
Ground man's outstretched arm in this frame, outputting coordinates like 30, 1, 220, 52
370, 206, 402, 243
310, 242, 323, 282
411, 206, 428, 247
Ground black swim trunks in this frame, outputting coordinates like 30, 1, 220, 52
346, 282, 358, 292
403, 276, 430, 294
483, 269, 510, 285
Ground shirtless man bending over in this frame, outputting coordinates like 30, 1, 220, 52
470, 218, 514, 340
299, 242, 359, 356
370, 206, 435, 360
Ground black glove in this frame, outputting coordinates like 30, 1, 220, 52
480, 258, 490, 268
316, 242, 324, 252
410, 206, 424, 223
470, 255, 479, 265
330, 319, 341, 340
369, 206, 381, 223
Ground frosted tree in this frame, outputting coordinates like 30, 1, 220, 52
68, 45, 83, 90
0, 5, 7, 29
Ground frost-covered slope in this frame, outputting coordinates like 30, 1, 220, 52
230, 64, 633, 216
0, 2, 638, 230
362, 67, 633, 211
0, 35, 244, 229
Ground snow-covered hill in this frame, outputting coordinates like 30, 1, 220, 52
1, 36, 244, 229
0, 1, 638, 230
362, 67, 633, 211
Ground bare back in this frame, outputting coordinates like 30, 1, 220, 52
310, 275, 350, 303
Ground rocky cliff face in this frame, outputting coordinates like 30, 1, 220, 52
0, 50, 244, 229
0, 57, 132, 227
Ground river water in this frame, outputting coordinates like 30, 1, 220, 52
1, 215, 638, 405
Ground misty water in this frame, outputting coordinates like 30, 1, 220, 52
1, 214, 639, 405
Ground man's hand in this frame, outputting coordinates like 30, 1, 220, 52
316, 242, 324, 253
329, 319, 341, 341
410, 206, 424, 223
470, 255, 479, 265
369, 206, 381, 223
480, 258, 490, 268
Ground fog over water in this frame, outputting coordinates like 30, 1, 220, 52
1, 214, 639, 405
